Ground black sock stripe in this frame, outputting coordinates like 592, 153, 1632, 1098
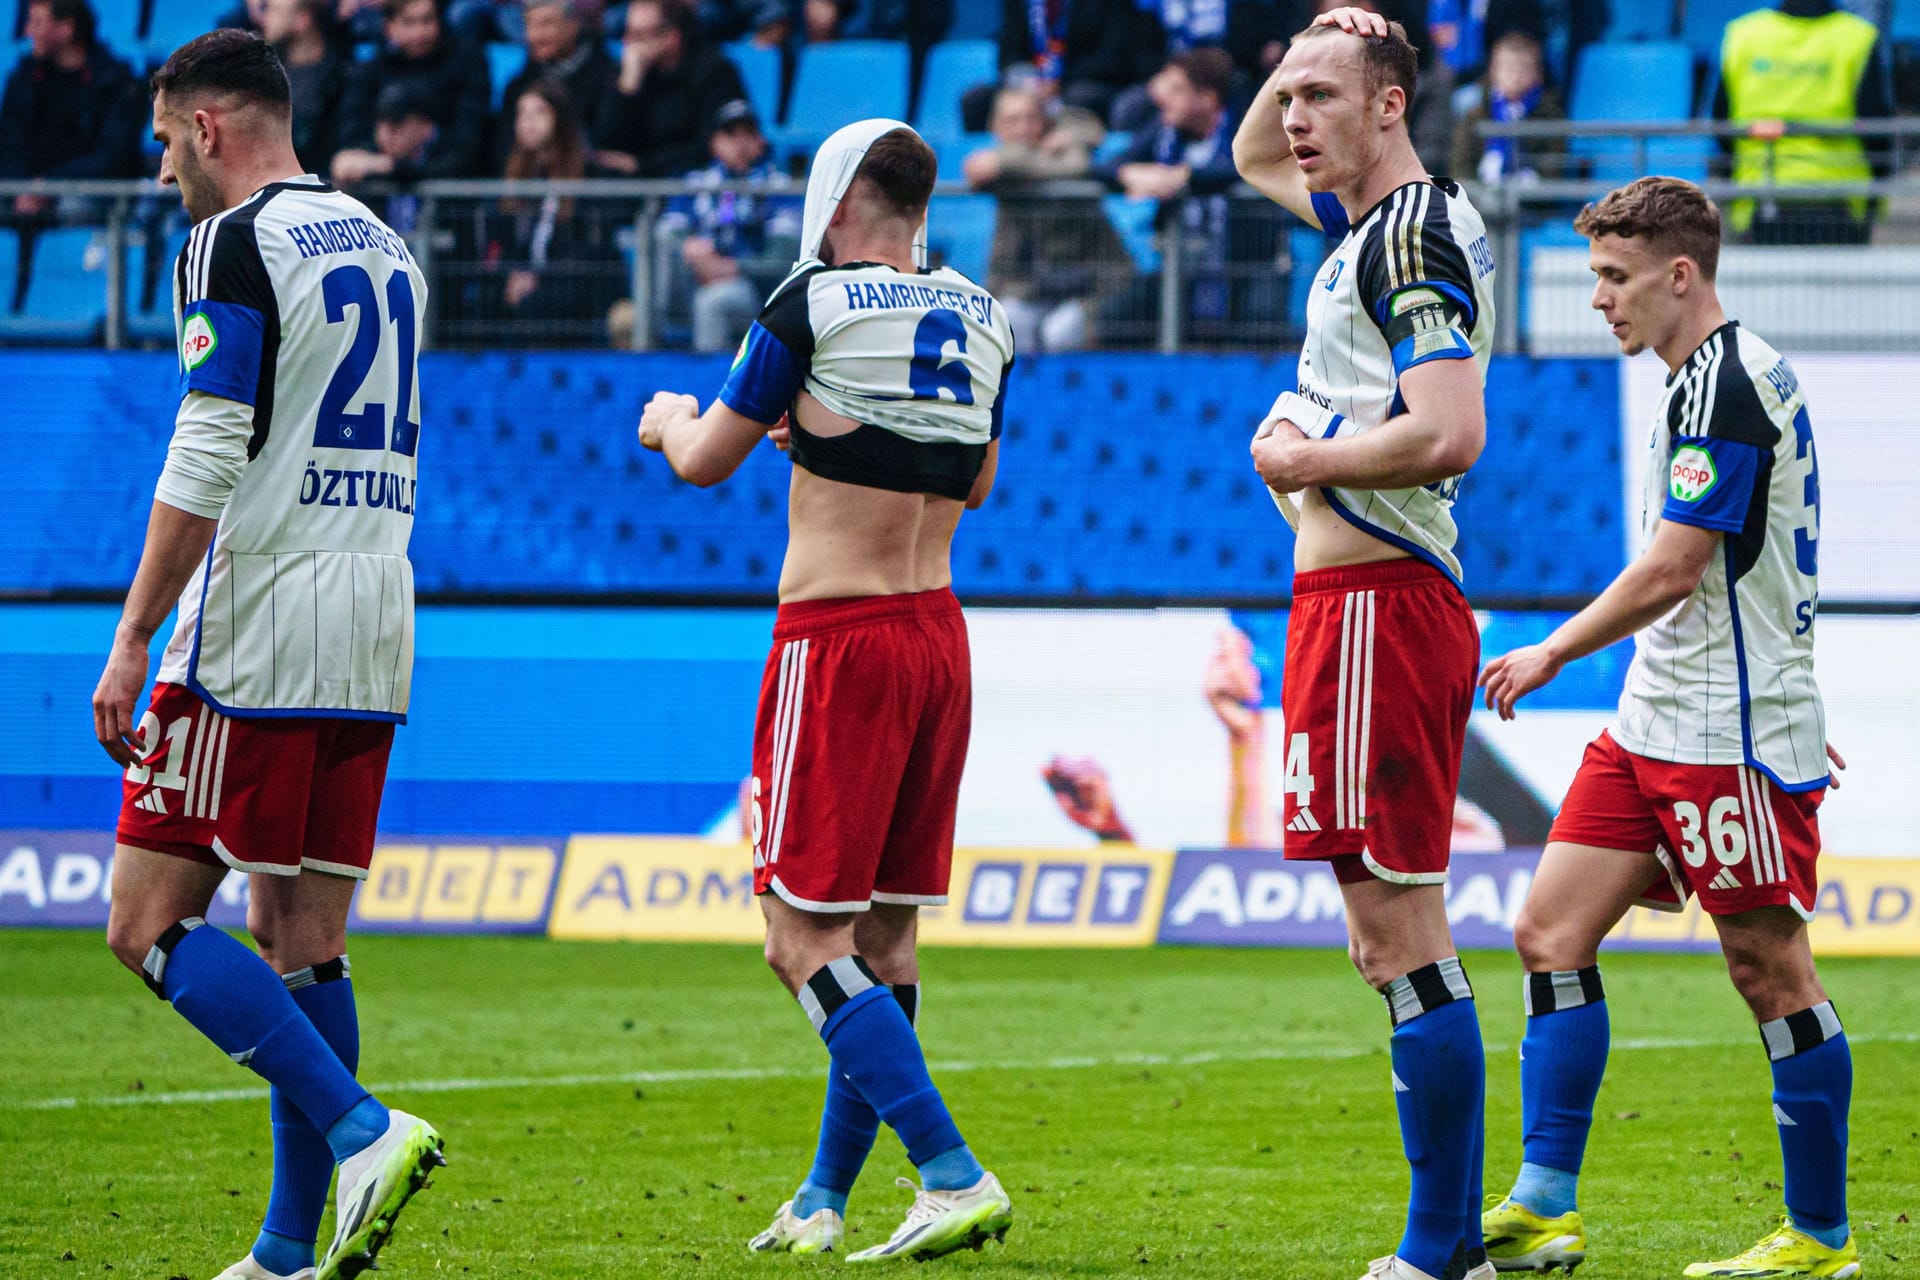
1526, 971, 1555, 1017
1577, 964, 1606, 1006
139, 916, 205, 1000
893, 982, 919, 1029
800, 955, 882, 1030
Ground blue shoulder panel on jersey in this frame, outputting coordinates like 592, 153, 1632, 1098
717, 321, 807, 426
177, 299, 265, 407
1661, 435, 1762, 532
989, 362, 1012, 442
1389, 328, 1475, 374
1311, 191, 1349, 239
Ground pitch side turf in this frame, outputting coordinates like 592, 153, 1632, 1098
3, 932, 1916, 1279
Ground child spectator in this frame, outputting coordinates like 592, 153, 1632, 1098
1450, 30, 1564, 184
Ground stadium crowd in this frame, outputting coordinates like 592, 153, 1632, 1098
0, 0, 1908, 347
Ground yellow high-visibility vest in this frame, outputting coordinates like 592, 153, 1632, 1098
1721, 7, 1877, 229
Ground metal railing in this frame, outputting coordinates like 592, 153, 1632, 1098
6, 117, 1919, 354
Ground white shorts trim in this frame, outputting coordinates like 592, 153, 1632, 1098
1785, 891, 1814, 923
768, 875, 870, 914
300, 856, 371, 881
870, 892, 948, 906
1360, 849, 1448, 886
211, 835, 298, 877
1631, 845, 1689, 912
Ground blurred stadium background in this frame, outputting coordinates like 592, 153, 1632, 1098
3, 0, 1917, 952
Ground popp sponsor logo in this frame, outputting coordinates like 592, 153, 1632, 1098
1669, 444, 1718, 503
181, 312, 218, 371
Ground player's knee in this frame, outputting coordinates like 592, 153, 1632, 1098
1722, 940, 1794, 1014
1347, 935, 1395, 988
104, 909, 160, 975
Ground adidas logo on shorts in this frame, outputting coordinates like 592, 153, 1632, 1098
1709, 867, 1743, 891
1286, 809, 1321, 833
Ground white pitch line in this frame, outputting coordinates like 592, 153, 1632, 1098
9, 1030, 1916, 1114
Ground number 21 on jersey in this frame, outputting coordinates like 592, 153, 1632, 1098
314, 263, 421, 456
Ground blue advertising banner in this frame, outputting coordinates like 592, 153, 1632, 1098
1158, 848, 1579, 951
0, 831, 562, 934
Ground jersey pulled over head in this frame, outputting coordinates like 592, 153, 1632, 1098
800, 118, 931, 269
150, 29, 295, 224
720, 120, 1016, 502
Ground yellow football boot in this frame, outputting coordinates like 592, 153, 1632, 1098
1481, 1196, 1586, 1273
1682, 1220, 1860, 1278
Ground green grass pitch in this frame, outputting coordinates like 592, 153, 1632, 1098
2, 931, 1917, 1279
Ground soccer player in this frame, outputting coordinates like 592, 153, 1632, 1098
636, 119, 1016, 1262
1478, 178, 1855, 1278
90, 31, 441, 1280
1233, 10, 1499, 1280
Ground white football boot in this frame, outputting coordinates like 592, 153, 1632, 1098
1361, 1257, 1446, 1280
747, 1200, 845, 1254
846, 1173, 1013, 1263
212, 1255, 314, 1280
316, 1109, 445, 1280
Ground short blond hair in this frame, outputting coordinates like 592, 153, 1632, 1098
1289, 18, 1418, 100
1574, 176, 1722, 280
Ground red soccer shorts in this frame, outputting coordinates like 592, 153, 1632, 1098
1280, 559, 1479, 884
750, 588, 971, 912
117, 682, 396, 879
1550, 731, 1825, 919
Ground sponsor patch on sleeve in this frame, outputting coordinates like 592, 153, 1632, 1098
181, 312, 218, 371
1669, 444, 1718, 503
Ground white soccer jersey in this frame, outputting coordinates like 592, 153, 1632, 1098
155, 178, 426, 720
1614, 322, 1828, 789
718, 261, 1015, 500
1293, 181, 1499, 585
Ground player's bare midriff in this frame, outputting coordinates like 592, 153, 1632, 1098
1291, 487, 1413, 574
777, 390, 967, 602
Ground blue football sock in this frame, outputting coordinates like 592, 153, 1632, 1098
801, 959, 979, 1187
793, 984, 919, 1219
148, 921, 381, 1158
253, 958, 360, 1273
1514, 967, 1610, 1218
1383, 958, 1485, 1280
1763, 1003, 1851, 1248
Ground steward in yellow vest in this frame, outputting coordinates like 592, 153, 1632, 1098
1713, 0, 1891, 243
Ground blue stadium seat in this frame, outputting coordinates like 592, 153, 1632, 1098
946, 0, 1000, 41
145, 0, 224, 61
0, 228, 108, 342
1103, 194, 1160, 272
723, 40, 782, 126
1603, 0, 1675, 42
1680, 0, 1771, 60
778, 41, 909, 159
488, 42, 526, 109
86, 0, 141, 54
1287, 226, 1331, 326
1093, 130, 1134, 167
926, 193, 995, 281
1568, 41, 1711, 182
916, 39, 996, 140
930, 130, 992, 180
0, 228, 16, 315
1895, 2, 1920, 42
128, 227, 188, 345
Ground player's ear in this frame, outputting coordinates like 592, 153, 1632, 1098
1377, 83, 1406, 130
194, 106, 218, 158
1670, 256, 1694, 296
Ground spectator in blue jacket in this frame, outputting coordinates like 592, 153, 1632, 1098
0, 0, 144, 222
657, 98, 801, 350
